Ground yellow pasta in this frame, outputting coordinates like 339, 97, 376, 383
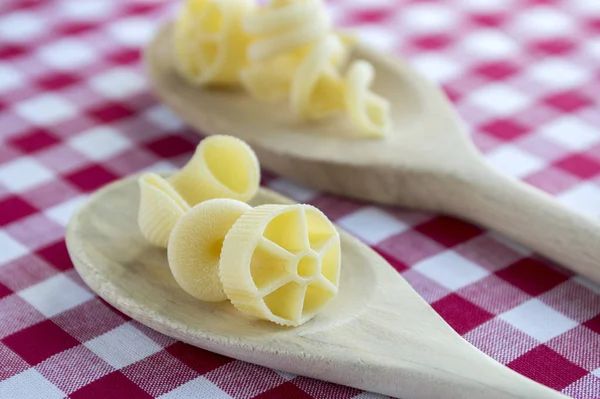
220, 203, 341, 326
169, 135, 260, 206
243, 0, 331, 62
173, 0, 391, 137
344, 60, 391, 138
173, 0, 255, 85
290, 34, 346, 119
240, 0, 353, 104
240, 51, 303, 102
168, 198, 252, 302
138, 173, 190, 248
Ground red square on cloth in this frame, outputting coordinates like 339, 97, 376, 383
496, 258, 569, 296
166, 342, 233, 375
2, 320, 79, 365
0, 283, 12, 300
554, 154, 600, 179
508, 346, 588, 391
432, 294, 494, 335
481, 119, 530, 140
584, 315, 600, 335
145, 135, 196, 158
88, 103, 135, 124
8, 129, 59, 153
36, 240, 72, 271
415, 216, 483, 248
475, 61, 519, 80
65, 164, 118, 192
70, 371, 153, 399
0, 196, 38, 227
545, 91, 594, 113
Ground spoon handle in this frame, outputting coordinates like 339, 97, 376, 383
445, 162, 600, 283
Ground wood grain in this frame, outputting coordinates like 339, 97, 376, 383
66, 176, 568, 399
145, 22, 600, 285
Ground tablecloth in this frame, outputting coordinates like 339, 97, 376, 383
0, 0, 599, 398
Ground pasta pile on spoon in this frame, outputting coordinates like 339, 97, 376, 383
138, 135, 341, 326
173, 0, 391, 137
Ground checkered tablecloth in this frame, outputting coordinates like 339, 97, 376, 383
1, 0, 599, 398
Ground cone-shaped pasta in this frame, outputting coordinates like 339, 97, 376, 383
138, 173, 190, 248
290, 35, 346, 119
344, 60, 391, 138
173, 0, 255, 85
220, 203, 340, 326
168, 198, 252, 302
169, 135, 260, 206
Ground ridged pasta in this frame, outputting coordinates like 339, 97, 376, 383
344, 60, 392, 137
220, 203, 340, 326
243, 0, 331, 62
290, 34, 346, 119
173, 0, 255, 85
138, 173, 190, 248
169, 135, 260, 206
241, 0, 390, 135
172, 0, 391, 137
168, 198, 252, 302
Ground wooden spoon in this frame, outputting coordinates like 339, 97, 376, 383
66, 175, 568, 399
146, 22, 600, 284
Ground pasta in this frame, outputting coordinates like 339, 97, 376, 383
138, 173, 190, 248
173, 0, 255, 85
344, 60, 391, 137
168, 198, 252, 302
243, 0, 331, 62
290, 34, 346, 119
173, 0, 391, 137
219, 204, 340, 326
169, 135, 260, 206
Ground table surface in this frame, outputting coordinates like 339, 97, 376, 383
1, 0, 599, 398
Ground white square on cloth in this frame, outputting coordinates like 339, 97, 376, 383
15, 94, 77, 126
0, 368, 64, 399
69, 126, 131, 161
89, 67, 146, 99
38, 38, 97, 70
337, 207, 410, 245
19, 274, 93, 318
0, 158, 54, 193
414, 251, 489, 291
500, 298, 578, 342
158, 377, 230, 399
85, 323, 163, 369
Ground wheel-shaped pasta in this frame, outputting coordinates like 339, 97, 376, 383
240, 52, 303, 102
138, 173, 190, 248
290, 34, 347, 119
220, 204, 341, 326
173, 0, 255, 85
241, 0, 352, 103
169, 135, 260, 206
344, 60, 392, 138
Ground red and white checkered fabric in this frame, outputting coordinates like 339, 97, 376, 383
0, 0, 599, 398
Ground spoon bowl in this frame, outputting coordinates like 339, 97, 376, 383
146, 23, 474, 209
147, 22, 600, 285
66, 175, 567, 399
